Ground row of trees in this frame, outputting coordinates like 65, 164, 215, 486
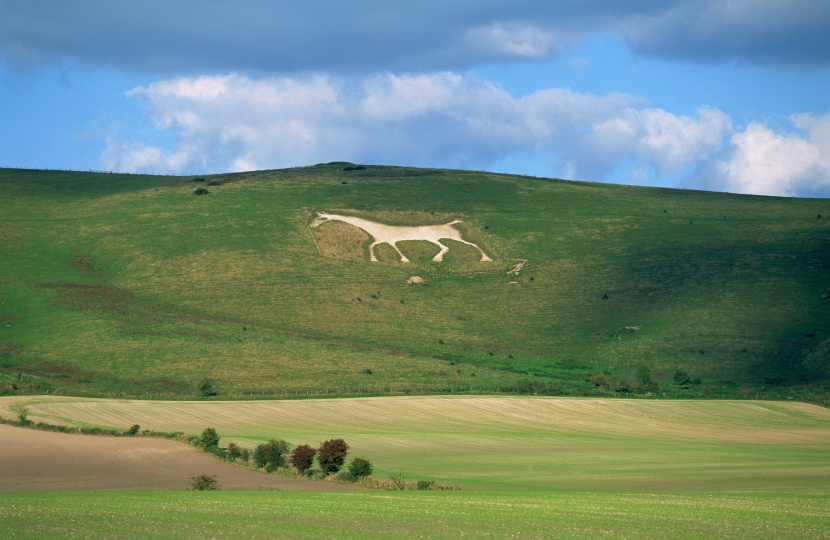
200, 429, 372, 479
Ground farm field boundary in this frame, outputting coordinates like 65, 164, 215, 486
3, 395, 829, 491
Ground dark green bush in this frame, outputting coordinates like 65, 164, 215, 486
205, 445, 227, 458
226, 442, 242, 459
336, 470, 357, 482
12, 405, 30, 425
348, 457, 373, 478
673, 370, 691, 386
194, 187, 210, 195
127, 424, 140, 436
197, 378, 217, 396
417, 480, 433, 490
189, 475, 219, 490
254, 439, 290, 468
201, 427, 220, 448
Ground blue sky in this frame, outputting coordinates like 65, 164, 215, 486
1, 1, 829, 196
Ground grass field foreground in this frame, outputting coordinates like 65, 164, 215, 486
1, 490, 828, 539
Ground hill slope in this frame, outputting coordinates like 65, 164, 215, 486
0, 164, 828, 401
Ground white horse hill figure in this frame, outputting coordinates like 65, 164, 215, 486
310, 212, 493, 263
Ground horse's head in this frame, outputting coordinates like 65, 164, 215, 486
309, 212, 332, 228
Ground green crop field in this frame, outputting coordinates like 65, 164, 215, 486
2, 490, 828, 539
1, 164, 829, 401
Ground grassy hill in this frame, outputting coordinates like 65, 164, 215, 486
1, 164, 828, 402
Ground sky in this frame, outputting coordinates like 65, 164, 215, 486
1, 1, 829, 197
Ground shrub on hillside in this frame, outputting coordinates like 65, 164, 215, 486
194, 187, 210, 195
127, 424, 140, 436
512, 378, 565, 396
348, 457, 373, 478
636, 366, 659, 393
336, 470, 357, 482
317, 438, 349, 473
289, 444, 317, 473
254, 439, 290, 468
673, 370, 691, 387
12, 405, 30, 425
189, 474, 219, 490
226, 442, 242, 459
197, 378, 217, 397
583, 371, 609, 387
201, 427, 220, 448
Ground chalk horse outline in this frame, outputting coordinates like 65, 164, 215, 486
310, 212, 493, 263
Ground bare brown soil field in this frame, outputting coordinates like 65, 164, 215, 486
0, 424, 361, 493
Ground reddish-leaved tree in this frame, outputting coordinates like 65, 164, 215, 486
317, 438, 349, 473
289, 444, 317, 473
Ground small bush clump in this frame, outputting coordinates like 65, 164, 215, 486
12, 405, 30, 425
348, 457, 373, 478
197, 378, 217, 397
226, 442, 242, 459
673, 370, 691, 386
201, 427, 220, 448
336, 470, 357, 482
189, 475, 219, 491
254, 439, 290, 468
194, 187, 210, 195
127, 424, 140, 436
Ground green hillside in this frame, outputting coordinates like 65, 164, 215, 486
1, 164, 828, 401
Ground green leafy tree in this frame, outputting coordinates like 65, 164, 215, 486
201, 427, 220, 448
289, 444, 317, 473
254, 439, 290, 468
348, 457, 373, 478
317, 438, 349, 474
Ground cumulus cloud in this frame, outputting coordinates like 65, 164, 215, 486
691, 111, 830, 197
101, 72, 731, 184
2, 1, 828, 73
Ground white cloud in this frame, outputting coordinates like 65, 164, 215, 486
102, 72, 732, 184
700, 111, 830, 196
463, 23, 568, 60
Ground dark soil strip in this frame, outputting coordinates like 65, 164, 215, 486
0, 424, 362, 492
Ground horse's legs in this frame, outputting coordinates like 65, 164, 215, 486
391, 242, 410, 262
368, 241, 381, 262
456, 239, 493, 261
431, 240, 450, 262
